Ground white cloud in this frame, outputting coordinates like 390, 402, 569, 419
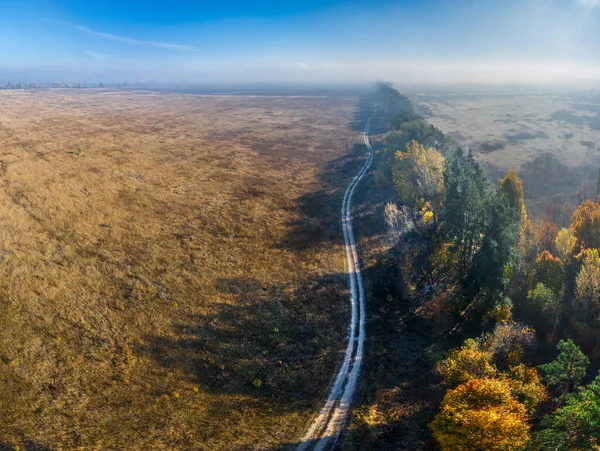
71, 23, 200, 52
579, 0, 600, 6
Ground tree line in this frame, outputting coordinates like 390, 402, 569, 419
372, 82, 600, 451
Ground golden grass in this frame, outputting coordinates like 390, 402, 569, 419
0, 90, 361, 450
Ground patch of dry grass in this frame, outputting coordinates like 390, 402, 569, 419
0, 90, 361, 450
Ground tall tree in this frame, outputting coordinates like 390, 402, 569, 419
471, 191, 519, 302
499, 170, 527, 224
440, 149, 490, 279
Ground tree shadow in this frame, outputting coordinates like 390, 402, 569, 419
0, 441, 53, 451
276, 94, 385, 253
276, 142, 373, 251
141, 273, 349, 406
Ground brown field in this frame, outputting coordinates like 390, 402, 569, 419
415, 90, 600, 221
0, 89, 362, 450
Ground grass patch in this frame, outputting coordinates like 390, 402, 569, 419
0, 90, 362, 449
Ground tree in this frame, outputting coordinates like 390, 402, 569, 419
539, 339, 590, 406
570, 200, 600, 250
541, 373, 600, 450
532, 251, 563, 295
499, 170, 527, 224
527, 283, 561, 336
440, 149, 490, 279
430, 378, 530, 451
555, 228, 578, 264
574, 248, 600, 310
469, 190, 519, 312
384, 117, 456, 163
483, 322, 536, 370
437, 339, 496, 385
376, 82, 411, 117
596, 166, 600, 199
537, 221, 558, 254
505, 364, 548, 414
392, 140, 445, 221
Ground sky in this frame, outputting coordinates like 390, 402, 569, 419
1, 0, 600, 85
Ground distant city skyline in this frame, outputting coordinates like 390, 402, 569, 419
1, 0, 600, 85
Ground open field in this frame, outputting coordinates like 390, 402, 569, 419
414, 90, 600, 221
0, 90, 362, 450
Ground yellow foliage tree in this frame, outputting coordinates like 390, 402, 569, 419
555, 227, 577, 264
499, 170, 527, 225
392, 140, 445, 221
504, 364, 548, 414
437, 339, 496, 385
430, 378, 530, 451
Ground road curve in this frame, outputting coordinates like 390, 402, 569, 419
297, 113, 374, 451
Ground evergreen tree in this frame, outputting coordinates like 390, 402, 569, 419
541, 373, 600, 450
539, 339, 590, 406
440, 149, 490, 279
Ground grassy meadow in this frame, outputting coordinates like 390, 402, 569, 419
0, 89, 363, 450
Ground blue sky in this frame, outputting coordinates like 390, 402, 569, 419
1, 0, 600, 84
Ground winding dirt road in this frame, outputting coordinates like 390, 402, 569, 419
297, 113, 374, 450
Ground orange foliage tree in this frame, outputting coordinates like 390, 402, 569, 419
571, 200, 600, 250
536, 221, 558, 254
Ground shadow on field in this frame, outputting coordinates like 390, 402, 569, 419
142, 273, 348, 405
0, 441, 53, 451
276, 142, 374, 251
276, 95, 383, 253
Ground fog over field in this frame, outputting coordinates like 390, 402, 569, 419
412, 89, 600, 220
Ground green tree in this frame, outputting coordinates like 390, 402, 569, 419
527, 283, 561, 336
471, 191, 519, 302
440, 149, 490, 279
539, 339, 590, 406
540, 373, 600, 451
376, 82, 411, 117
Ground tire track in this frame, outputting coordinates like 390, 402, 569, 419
297, 113, 374, 450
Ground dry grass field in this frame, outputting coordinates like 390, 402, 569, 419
415, 90, 600, 220
0, 89, 362, 450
